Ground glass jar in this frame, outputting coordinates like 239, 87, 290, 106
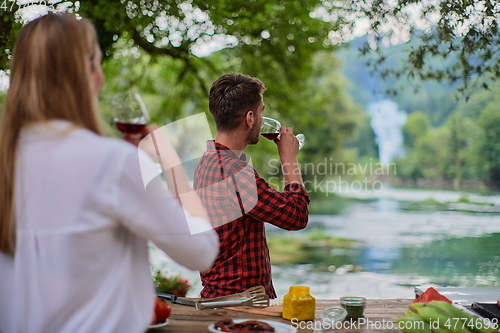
282, 286, 316, 321
340, 296, 366, 320
321, 306, 348, 323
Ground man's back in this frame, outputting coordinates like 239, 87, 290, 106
194, 141, 310, 298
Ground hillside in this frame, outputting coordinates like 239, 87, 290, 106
337, 36, 500, 189
337, 35, 461, 127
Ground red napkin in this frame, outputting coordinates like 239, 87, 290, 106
413, 287, 452, 304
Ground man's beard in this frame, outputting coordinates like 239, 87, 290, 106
247, 122, 260, 145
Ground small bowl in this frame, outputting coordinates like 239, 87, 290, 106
321, 306, 348, 322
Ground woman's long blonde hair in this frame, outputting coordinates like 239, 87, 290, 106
0, 13, 104, 255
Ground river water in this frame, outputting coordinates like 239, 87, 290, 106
150, 186, 500, 299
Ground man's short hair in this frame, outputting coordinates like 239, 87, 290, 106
209, 73, 266, 132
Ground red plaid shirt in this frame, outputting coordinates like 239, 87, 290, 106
193, 141, 310, 298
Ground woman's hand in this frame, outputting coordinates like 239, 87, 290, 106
123, 124, 210, 221
123, 125, 159, 147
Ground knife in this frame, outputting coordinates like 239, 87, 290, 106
157, 292, 196, 307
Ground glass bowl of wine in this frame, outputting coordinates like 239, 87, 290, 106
111, 91, 149, 136
260, 116, 305, 150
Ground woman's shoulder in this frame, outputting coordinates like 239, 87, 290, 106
73, 128, 136, 154
21, 120, 135, 156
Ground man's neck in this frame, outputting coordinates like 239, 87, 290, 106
215, 132, 247, 155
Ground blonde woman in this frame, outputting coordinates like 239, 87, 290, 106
0, 13, 218, 333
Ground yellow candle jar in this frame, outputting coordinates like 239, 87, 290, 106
282, 286, 316, 321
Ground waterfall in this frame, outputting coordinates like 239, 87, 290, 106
367, 99, 407, 164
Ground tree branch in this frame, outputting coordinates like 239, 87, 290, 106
182, 58, 209, 96
131, 29, 189, 60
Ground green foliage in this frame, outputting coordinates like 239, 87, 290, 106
1, 0, 339, 95
457, 193, 470, 204
337, 36, 461, 127
338, 34, 499, 188
0, 90, 5, 108
268, 230, 356, 266
0, 7, 22, 71
397, 123, 459, 184
308, 192, 348, 215
100, 46, 212, 125
153, 270, 191, 297
454, 88, 495, 120
350, 0, 500, 98
344, 107, 379, 159
477, 105, 500, 188
394, 83, 500, 189
199, 0, 337, 95
400, 198, 448, 212
396, 122, 458, 183
400, 195, 495, 212
0, 1, 364, 178
305, 230, 353, 245
297, 51, 362, 181
99, 42, 362, 183
402, 112, 430, 150
240, 50, 362, 181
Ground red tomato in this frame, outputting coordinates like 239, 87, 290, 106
154, 297, 171, 324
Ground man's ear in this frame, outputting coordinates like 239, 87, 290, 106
245, 110, 254, 128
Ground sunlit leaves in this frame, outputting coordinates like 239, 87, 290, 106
349, 0, 500, 98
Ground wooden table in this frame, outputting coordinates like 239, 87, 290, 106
148, 299, 412, 332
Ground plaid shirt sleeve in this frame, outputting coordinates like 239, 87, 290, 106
232, 165, 310, 230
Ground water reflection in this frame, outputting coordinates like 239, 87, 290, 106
150, 188, 500, 299
267, 191, 500, 298
357, 246, 401, 272
393, 233, 500, 286
373, 198, 401, 212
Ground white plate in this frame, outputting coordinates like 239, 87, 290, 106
149, 318, 169, 329
208, 319, 296, 333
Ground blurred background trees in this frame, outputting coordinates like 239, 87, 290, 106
1, 0, 500, 189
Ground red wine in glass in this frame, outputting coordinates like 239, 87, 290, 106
261, 133, 280, 140
115, 121, 147, 135
111, 91, 149, 136
260, 116, 305, 149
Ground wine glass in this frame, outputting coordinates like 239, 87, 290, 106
260, 116, 305, 150
111, 91, 149, 136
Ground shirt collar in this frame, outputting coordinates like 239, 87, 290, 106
206, 140, 247, 161
19, 120, 77, 142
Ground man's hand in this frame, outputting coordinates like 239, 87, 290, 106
275, 127, 304, 186
276, 127, 299, 161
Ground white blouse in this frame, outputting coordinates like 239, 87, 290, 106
0, 121, 218, 333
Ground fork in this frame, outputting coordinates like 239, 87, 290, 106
200, 286, 266, 303
195, 294, 270, 310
